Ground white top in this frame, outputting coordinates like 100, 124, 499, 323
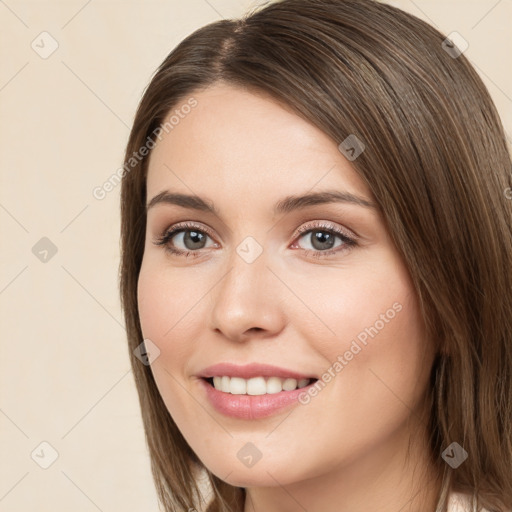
447, 492, 493, 512
448, 492, 476, 512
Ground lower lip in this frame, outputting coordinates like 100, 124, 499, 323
198, 378, 316, 420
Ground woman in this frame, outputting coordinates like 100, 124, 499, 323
119, 0, 512, 511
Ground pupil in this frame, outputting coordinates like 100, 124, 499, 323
312, 231, 335, 250
184, 230, 206, 249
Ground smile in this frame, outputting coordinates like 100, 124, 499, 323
199, 376, 319, 420
208, 375, 313, 395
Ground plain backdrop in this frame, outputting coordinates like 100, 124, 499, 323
0, 0, 511, 510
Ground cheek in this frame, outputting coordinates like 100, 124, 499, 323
136, 261, 206, 416
279, 275, 431, 475
286, 253, 420, 359
137, 260, 200, 345
335, 292, 429, 404
137, 271, 161, 341
301, 257, 431, 420
317, 275, 430, 433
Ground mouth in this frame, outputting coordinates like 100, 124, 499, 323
202, 376, 319, 395
196, 362, 320, 418
199, 375, 320, 420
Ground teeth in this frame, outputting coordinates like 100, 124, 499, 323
230, 377, 246, 395
247, 376, 267, 395
211, 376, 312, 395
220, 376, 230, 393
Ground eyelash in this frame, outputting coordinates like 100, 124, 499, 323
152, 221, 357, 259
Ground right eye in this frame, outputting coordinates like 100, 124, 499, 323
153, 222, 218, 257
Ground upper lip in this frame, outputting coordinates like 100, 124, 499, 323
197, 362, 317, 380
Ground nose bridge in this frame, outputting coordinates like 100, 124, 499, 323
209, 235, 285, 340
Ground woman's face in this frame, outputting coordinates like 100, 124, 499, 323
137, 82, 435, 489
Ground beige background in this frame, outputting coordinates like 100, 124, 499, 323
0, 0, 510, 510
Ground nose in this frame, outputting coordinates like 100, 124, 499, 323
209, 248, 287, 343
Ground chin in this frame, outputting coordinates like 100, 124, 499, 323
203, 456, 305, 488
212, 469, 283, 488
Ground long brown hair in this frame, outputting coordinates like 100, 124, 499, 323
119, 1, 512, 510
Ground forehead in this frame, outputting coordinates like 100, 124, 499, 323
146, 82, 372, 211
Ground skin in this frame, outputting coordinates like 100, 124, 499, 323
137, 81, 442, 512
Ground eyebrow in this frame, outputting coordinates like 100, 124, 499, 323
146, 190, 377, 215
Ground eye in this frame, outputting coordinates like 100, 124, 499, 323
290, 221, 357, 258
152, 222, 218, 258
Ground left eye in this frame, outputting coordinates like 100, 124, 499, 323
294, 228, 347, 252
290, 226, 357, 256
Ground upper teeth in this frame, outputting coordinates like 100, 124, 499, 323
212, 376, 311, 395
